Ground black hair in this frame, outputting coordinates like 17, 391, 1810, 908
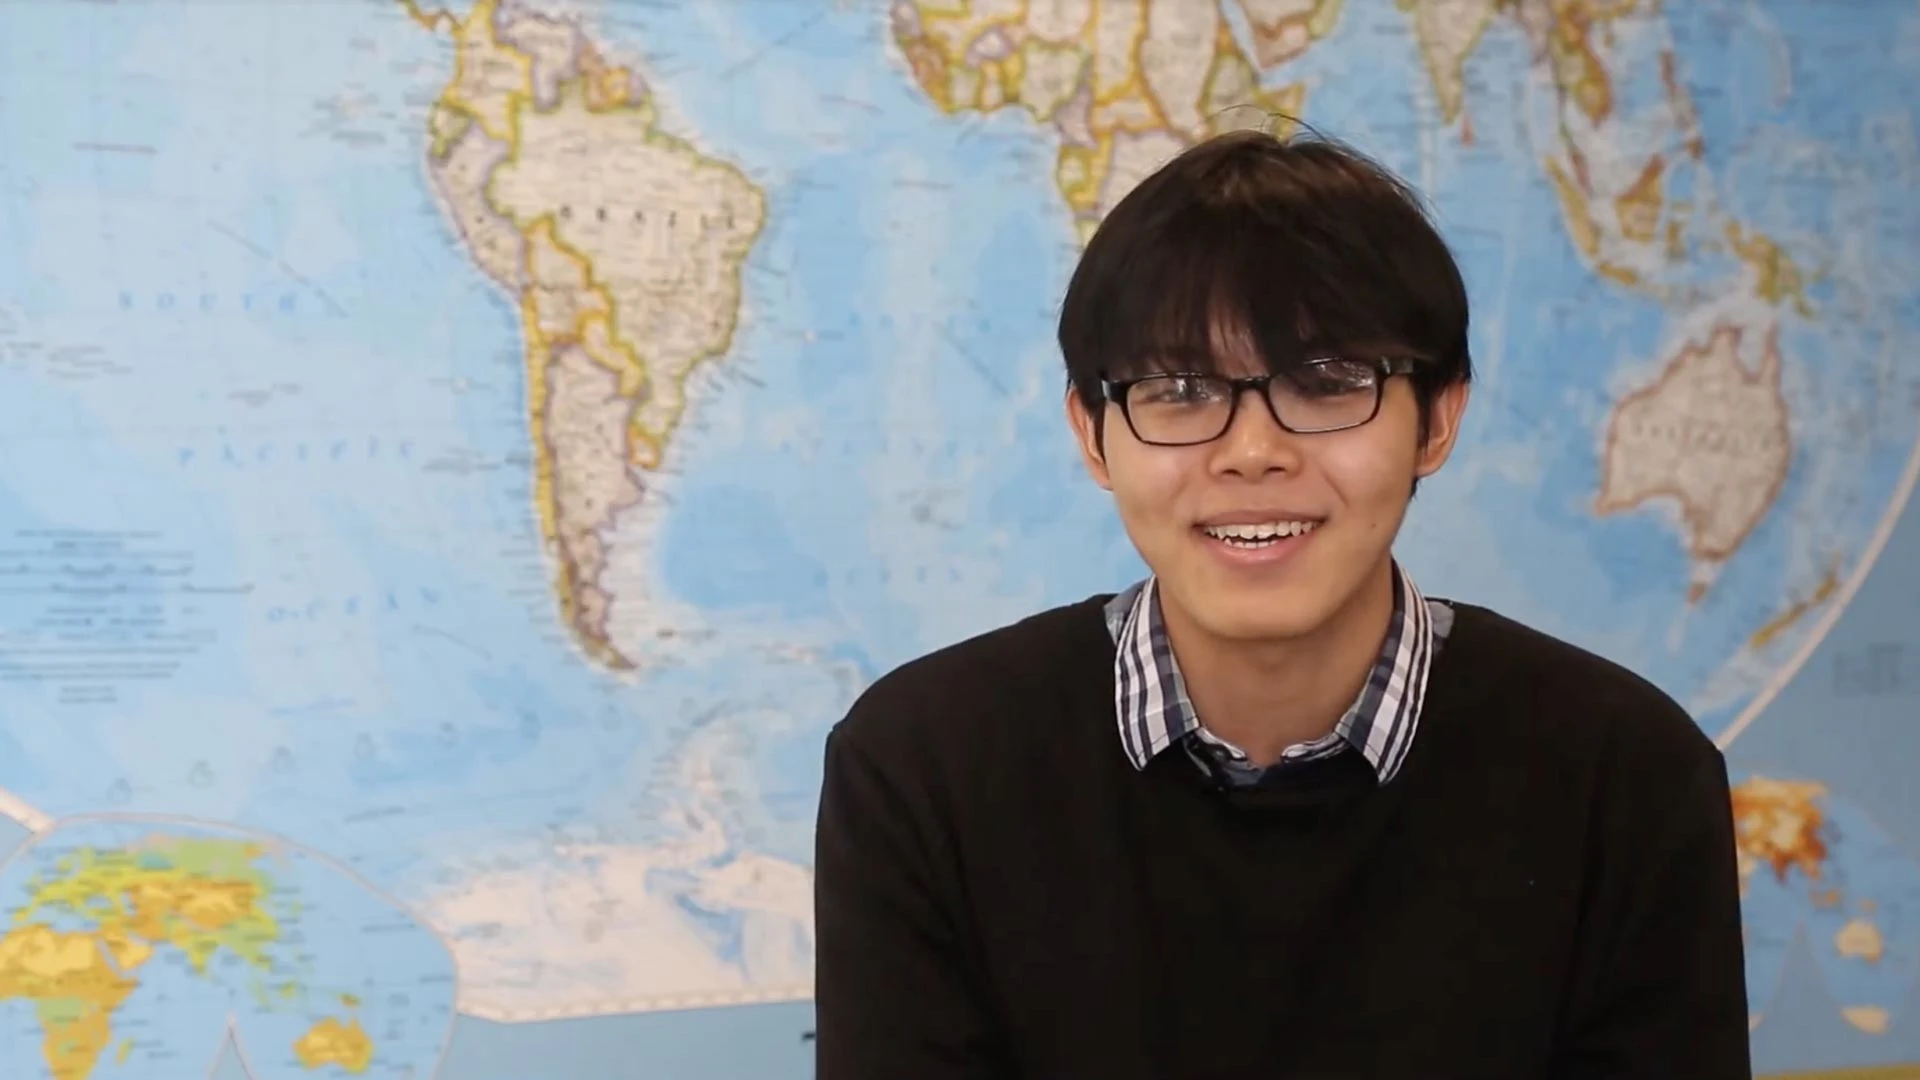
1057, 126, 1473, 443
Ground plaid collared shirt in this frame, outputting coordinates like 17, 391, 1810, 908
1103, 564, 1452, 788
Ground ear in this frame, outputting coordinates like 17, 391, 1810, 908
1414, 379, 1470, 478
1065, 386, 1113, 491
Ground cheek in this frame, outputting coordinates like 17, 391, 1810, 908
1104, 445, 1192, 530
1319, 389, 1424, 512
1320, 441, 1418, 524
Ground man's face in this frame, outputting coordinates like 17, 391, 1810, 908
1068, 348, 1467, 646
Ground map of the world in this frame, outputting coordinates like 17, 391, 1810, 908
2, 0, 1919, 1076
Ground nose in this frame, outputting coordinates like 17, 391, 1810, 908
1208, 386, 1304, 478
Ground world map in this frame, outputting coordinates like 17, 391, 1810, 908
0, 0, 1917, 1076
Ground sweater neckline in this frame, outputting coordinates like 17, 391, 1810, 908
1065, 592, 1500, 794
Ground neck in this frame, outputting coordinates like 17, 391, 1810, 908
1163, 558, 1398, 767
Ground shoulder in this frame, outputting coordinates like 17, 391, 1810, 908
829, 593, 1116, 769
1426, 602, 1737, 887
1438, 601, 1723, 783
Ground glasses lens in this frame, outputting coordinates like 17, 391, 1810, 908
1123, 375, 1233, 444
1270, 359, 1382, 433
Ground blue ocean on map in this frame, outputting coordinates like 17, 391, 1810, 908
3, 0, 1920, 1076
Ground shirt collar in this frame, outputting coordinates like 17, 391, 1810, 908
1104, 563, 1438, 784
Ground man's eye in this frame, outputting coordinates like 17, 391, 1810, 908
1155, 377, 1220, 402
1296, 361, 1375, 395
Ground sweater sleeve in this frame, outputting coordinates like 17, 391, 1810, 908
813, 723, 1009, 1080
1555, 745, 1753, 1079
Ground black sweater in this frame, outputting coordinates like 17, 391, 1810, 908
813, 595, 1752, 1079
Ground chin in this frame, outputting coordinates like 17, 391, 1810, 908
1169, 578, 1335, 644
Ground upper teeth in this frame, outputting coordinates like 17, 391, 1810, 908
1204, 521, 1318, 541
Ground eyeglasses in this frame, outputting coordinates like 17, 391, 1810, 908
1100, 356, 1419, 447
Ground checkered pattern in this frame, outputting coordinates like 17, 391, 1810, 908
1103, 565, 1449, 787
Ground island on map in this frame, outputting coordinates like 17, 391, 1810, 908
1730, 776, 1920, 1040
410, 0, 767, 671
1594, 322, 1792, 601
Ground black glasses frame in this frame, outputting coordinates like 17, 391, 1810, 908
1100, 356, 1419, 446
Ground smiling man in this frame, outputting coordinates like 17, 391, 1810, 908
813, 130, 1751, 1079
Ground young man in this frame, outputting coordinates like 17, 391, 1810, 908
812, 130, 1750, 1079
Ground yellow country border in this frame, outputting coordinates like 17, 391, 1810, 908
403, 0, 765, 670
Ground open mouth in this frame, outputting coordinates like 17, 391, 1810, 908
1197, 520, 1321, 549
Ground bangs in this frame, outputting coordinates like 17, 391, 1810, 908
1056, 130, 1472, 406
1092, 203, 1431, 383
